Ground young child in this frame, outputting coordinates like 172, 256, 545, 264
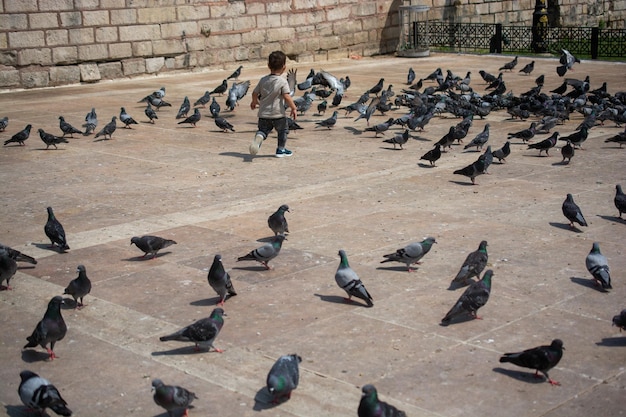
249, 51, 298, 157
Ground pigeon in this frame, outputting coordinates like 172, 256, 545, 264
19, 370, 72, 416
383, 129, 410, 149
499, 339, 564, 386
287, 117, 302, 131
58, 116, 83, 137
209, 97, 221, 118
0, 242, 37, 265
425, 67, 442, 82
39, 129, 69, 150
365, 117, 394, 137
451, 240, 488, 287
441, 269, 493, 325
491, 141, 511, 163
464, 124, 490, 151
236, 235, 285, 270
317, 100, 327, 115
268, 204, 290, 236
177, 108, 201, 127
194, 91, 211, 108
82, 107, 97, 135
227, 65, 243, 80
226, 80, 250, 111
119, 107, 138, 128
4, 124, 32, 146
499, 55, 518, 71
24, 296, 67, 360
535, 74, 545, 86
207, 254, 237, 306
367, 78, 385, 95
407, 67, 416, 85
214, 117, 235, 132
613, 309, 626, 331
559, 127, 588, 149
507, 122, 537, 143
0, 116, 8, 131
478, 145, 493, 174
176, 96, 191, 119
0, 251, 17, 290
358, 384, 407, 417
145, 95, 172, 110
586, 242, 612, 290
159, 307, 225, 352
453, 158, 485, 185
354, 96, 380, 126
144, 103, 158, 123
335, 250, 373, 307
63, 265, 92, 309
381, 237, 437, 272
315, 110, 338, 129
94, 116, 117, 140
604, 129, 626, 148
562, 193, 587, 228
44, 207, 70, 252
528, 132, 559, 156
420, 143, 442, 166
319, 70, 345, 97
130, 235, 177, 259
557, 49, 580, 77
437, 126, 457, 151
210, 80, 228, 96
479, 69, 497, 84
266, 354, 302, 404
518, 60, 535, 75
614, 184, 626, 218
152, 379, 197, 417
560, 140, 574, 164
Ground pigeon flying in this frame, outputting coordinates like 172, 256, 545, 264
151, 378, 198, 417
159, 307, 225, 352
130, 235, 177, 259
24, 296, 67, 360
499, 339, 564, 386
207, 254, 237, 306
266, 354, 302, 404
19, 370, 72, 416
335, 250, 373, 307
63, 264, 92, 309
381, 237, 437, 272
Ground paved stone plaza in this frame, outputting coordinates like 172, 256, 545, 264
1, 53, 625, 417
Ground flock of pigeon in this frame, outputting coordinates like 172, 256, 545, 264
2, 50, 626, 417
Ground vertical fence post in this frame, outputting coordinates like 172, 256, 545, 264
591, 27, 599, 59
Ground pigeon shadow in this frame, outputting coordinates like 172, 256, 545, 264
597, 214, 626, 224
123, 251, 173, 261
154, 408, 193, 417
232, 265, 270, 272
314, 293, 371, 307
380, 146, 404, 151
253, 386, 280, 411
551, 160, 571, 166
417, 163, 437, 168
376, 265, 412, 272
439, 313, 478, 326
548, 222, 583, 232
5, 405, 33, 417
411, 135, 432, 142
569, 276, 609, 292
151, 346, 214, 356
190, 297, 220, 307
31, 243, 65, 253
596, 336, 626, 347
343, 126, 363, 136
21, 349, 51, 363
492, 367, 546, 384
449, 180, 477, 186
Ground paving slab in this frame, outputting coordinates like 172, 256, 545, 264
1, 53, 625, 417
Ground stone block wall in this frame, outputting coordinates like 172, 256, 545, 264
1, 0, 624, 89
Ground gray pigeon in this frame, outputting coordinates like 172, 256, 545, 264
94, 116, 117, 140
210, 80, 228, 96
159, 307, 226, 352
562, 194, 587, 228
381, 237, 437, 272
207, 254, 237, 306
4, 124, 32, 146
451, 240, 488, 287
267, 204, 290, 236
407, 67, 416, 85
130, 235, 177, 259
491, 141, 511, 163
453, 158, 485, 185
507, 122, 537, 143
194, 91, 211, 108
315, 110, 338, 129
0, 251, 17, 290
613, 309, 626, 331
335, 250, 373, 307
528, 132, 559, 156
214, 116, 235, 132
615, 184, 626, 218
45, 207, 70, 252
82, 107, 97, 135
0, 116, 8, 131
226, 80, 250, 111
176, 96, 191, 119
477, 145, 493, 174
39, 129, 69, 150
24, 296, 67, 360
557, 49, 580, 76
19, 370, 72, 416
499, 55, 518, 71
227, 65, 243, 81
177, 108, 201, 127
585, 242, 612, 290
266, 354, 302, 404
383, 129, 410, 149
209, 97, 221, 118
441, 269, 493, 325
237, 235, 285, 270
119, 107, 138, 128
499, 339, 564, 386
63, 265, 92, 309
58, 116, 83, 137
151, 378, 198, 417
560, 139, 574, 164
464, 124, 490, 151
358, 384, 407, 417
144, 103, 158, 123
364, 117, 394, 137
0, 242, 37, 265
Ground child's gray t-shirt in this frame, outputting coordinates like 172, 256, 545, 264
254, 74, 290, 119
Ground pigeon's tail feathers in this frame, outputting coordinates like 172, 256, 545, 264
590, 265, 612, 289
159, 333, 180, 342
49, 402, 73, 416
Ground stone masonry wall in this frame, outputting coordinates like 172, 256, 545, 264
1, 0, 624, 89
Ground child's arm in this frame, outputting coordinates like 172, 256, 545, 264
250, 91, 259, 110
283, 93, 297, 120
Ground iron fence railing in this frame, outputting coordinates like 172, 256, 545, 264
411, 21, 626, 59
